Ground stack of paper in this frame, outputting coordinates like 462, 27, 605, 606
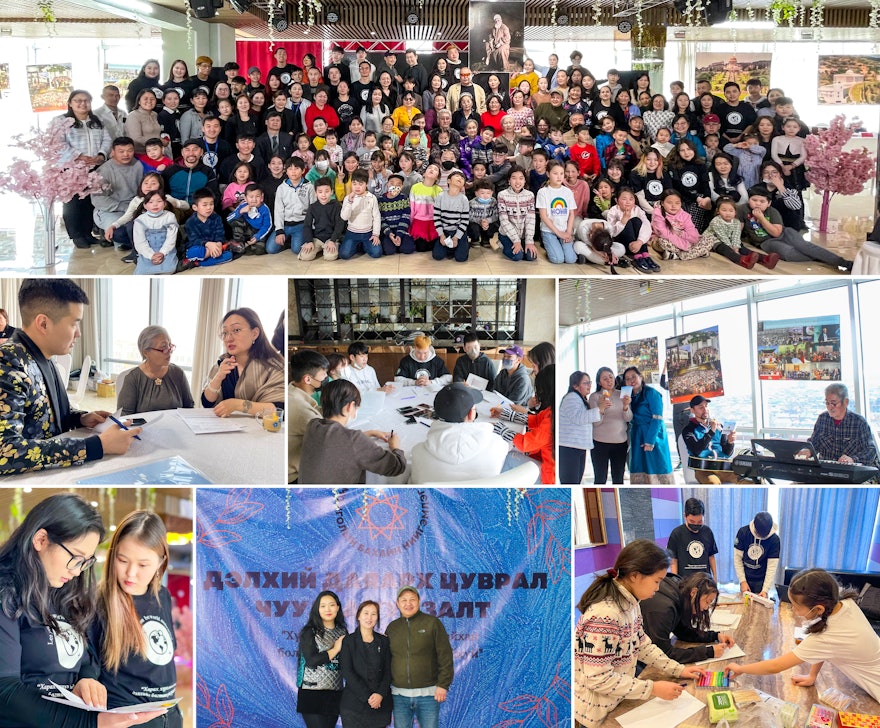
177, 408, 246, 435
694, 644, 746, 665
616, 690, 704, 728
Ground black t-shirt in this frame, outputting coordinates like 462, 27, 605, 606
90, 588, 177, 709
332, 97, 361, 136
733, 525, 780, 584
718, 102, 757, 139
350, 80, 375, 106
267, 64, 301, 89
667, 523, 718, 574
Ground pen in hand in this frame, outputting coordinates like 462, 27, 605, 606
108, 415, 142, 441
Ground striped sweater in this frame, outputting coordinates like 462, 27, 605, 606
575, 580, 685, 727
497, 187, 536, 244
409, 182, 441, 223
433, 191, 470, 239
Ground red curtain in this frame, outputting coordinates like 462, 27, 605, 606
236, 40, 326, 78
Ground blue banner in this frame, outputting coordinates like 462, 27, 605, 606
196, 488, 571, 728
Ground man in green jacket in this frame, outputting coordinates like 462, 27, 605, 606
385, 586, 454, 728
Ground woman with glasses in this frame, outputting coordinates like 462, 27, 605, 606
201, 308, 285, 418
558, 371, 609, 484
0, 493, 165, 727
117, 325, 194, 416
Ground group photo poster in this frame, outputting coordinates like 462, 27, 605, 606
695, 53, 772, 98
468, 0, 525, 74
196, 488, 571, 728
615, 337, 660, 380
757, 315, 842, 381
26, 63, 72, 112
665, 325, 724, 404
818, 55, 880, 104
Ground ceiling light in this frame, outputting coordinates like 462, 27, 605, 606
713, 19, 776, 28
95, 0, 154, 13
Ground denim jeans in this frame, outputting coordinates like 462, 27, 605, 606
340, 230, 383, 259
392, 694, 440, 728
540, 230, 577, 263
499, 234, 537, 262
267, 222, 304, 254
432, 234, 469, 262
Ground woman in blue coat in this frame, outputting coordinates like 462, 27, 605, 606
624, 366, 673, 483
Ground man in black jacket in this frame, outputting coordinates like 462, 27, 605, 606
452, 333, 497, 391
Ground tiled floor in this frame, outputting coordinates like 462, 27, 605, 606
1, 187, 874, 276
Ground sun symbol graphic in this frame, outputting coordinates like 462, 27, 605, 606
356, 493, 408, 541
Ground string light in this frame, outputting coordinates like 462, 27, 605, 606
183, 0, 193, 49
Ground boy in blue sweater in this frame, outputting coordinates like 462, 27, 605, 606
179, 187, 237, 271
226, 184, 273, 255
379, 173, 414, 255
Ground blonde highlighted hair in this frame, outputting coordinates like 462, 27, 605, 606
99, 510, 169, 673
413, 335, 432, 350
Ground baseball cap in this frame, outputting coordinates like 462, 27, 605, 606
397, 586, 419, 599
247, 66, 260, 75
501, 345, 524, 358
689, 395, 711, 407
702, 113, 720, 124
550, 88, 564, 97
434, 383, 483, 423
182, 138, 203, 148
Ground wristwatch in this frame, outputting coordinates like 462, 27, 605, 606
242, 399, 252, 413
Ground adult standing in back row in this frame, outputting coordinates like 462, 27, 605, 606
386, 586, 454, 728
667, 497, 719, 582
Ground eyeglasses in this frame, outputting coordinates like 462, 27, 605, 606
825, 400, 842, 407
219, 326, 248, 340
149, 344, 176, 354
55, 541, 97, 572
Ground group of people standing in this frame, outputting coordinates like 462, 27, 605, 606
296, 587, 453, 728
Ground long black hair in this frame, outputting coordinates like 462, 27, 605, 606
221, 308, 285, 369
578, 539, 669, 613
63, 90, 103, 129
594, 366, 615, 394
0, 493, 105, 633
300, 590, 347, 639
567, 371, 591, 411
679, 572, 718, 632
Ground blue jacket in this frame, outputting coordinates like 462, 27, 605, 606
226, 203, 273, 242
184, 212, 225, 249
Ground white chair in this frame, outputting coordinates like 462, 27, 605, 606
70, 354, 91, 408
422, 460, 540, 486
677, 434, 697, 485
52, 353, 72, 390
852, 241, 880, 275
114, 367, 135, 406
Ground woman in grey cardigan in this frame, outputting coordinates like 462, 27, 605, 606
117, 325, 194, 415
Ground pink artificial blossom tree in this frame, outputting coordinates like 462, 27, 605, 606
0, 117, 105, 265
804, 114, 876, 233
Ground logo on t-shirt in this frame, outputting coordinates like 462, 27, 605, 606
143, 618, 175, 666
727, 111, 743, 126
747, 542, 765, 562
150, 87, 164, 101
203, 151, 218, 168
687, 540, 705, 559
647, 179, 664, 196
280, 72, 292, 86
52, 617, 84, 669
681, 171, 698, 187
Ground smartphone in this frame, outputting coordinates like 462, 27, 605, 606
130, 418, 147, 426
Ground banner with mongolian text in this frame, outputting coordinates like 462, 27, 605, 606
196, 488, 571, 728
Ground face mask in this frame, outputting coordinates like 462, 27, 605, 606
350, 361, 364, 370
442, 160, 455, 170
502, 359, 515, 370
476, 197, 491, 204
316, 160, 329, 171
311, 376, 324, 390
793, 607, 822, 629
388, 185, 402, 196
347, 406, 358, 424
466, 348, 479, 360
410, 138, 420, 145
146, 209, 164, 217
686, 523, 703, 533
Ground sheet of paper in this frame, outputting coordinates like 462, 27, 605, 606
43, 682, 180, 713
181, 418, 246, 435
694, 643, 746, 665
710, 614, 742, 631
359, 390, 386, 418
616, 690, 704, 728
177, 407, 224, 418
466, 373, 489, 391
709, 611, 741, 628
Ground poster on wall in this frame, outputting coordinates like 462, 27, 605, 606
757, 316, 841, 381
103, 63, 140, 97
469, 0, 525, 74
26, 63, 72, 112
818, 55, 880, 104
0, 64, 9, 98
695, 53, 772, 98
665, 326, 724, 404
197, 488, 571, 728
616, 337, 659, 379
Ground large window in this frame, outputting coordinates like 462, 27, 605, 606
857, 279, 880, 438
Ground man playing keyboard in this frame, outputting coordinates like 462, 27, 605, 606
806, 383, 879, 471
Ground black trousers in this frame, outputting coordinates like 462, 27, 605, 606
62, 194, 95, 242
590, 440, 628, 484
559, 445, 587, 484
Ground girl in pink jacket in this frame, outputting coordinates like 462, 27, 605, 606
649, 189, 710, 260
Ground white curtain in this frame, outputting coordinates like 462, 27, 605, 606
70, 278, 99, 376
191, 279, 228, 408
0, 278, 21, 328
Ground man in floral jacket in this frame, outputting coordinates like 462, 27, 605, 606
0, 279, 140, 476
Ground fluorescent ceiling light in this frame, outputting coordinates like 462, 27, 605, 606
713, 19, 775, 28
95, 0, 154, 14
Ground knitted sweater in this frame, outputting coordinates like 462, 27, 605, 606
409, 183, 441, 223
433, 191, 470, 239
185, 212, 225, 248
133, 210, 178, 258
497, 187, 536, 243
91, 158, 144, 218
575, 580, 685, 727
378, 193, 411, 236
700, 215, 743, 249
303, 200, 345, 244
468, 197, 499, 225
341, 193, 381, 235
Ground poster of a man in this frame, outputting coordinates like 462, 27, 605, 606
469, 1, 525, 74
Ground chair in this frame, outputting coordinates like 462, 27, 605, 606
852, 241, 880, 275
114, 367, 136, 408
52, 353, 72, 390
677, 434, 697, 484
421, 460, 540, 486
70, 354, 91, 408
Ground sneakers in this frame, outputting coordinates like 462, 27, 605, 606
99, 238, 115, 248
660, 249, 674, 261
576, 254, 588, 264
633, 256, 653, 272
616, 257, 631, 268
176, 258, 198, 273
760, 252, 780, 269
121, 250, 138, 264
91, 225, 104, 240
251, 242, 267, 255
645, 257, 662, 272
739, 251, 760, 269
229, 241, 246, 255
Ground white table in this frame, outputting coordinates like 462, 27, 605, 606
11, 409, 286, 485
350, 385, 524, 484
